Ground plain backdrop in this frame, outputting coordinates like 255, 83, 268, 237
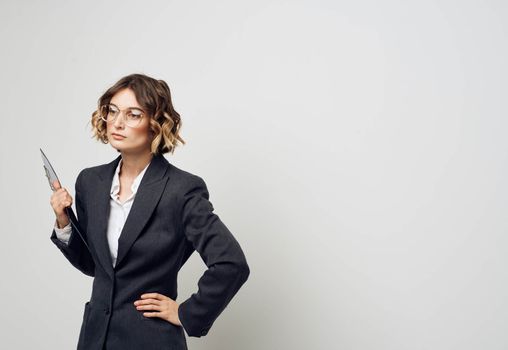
0, 0, 507, 349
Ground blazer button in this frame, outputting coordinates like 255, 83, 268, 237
104, 308, 110, 315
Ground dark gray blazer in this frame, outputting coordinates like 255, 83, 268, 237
50, 153, 250, 350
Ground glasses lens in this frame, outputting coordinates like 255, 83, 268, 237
100, 105, 117, 121
126, 110, 143, 126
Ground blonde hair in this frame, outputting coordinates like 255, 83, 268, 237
90, 73, 185, 155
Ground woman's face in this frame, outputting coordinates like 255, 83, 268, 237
106, 88, 152, 155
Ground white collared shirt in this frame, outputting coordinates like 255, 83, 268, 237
54, 157, 151, 268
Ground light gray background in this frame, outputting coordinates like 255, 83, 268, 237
0, 0, 506, 349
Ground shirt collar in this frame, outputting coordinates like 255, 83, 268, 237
110, 158, 151, 196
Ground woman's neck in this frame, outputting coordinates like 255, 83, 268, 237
119, 151, 153, 179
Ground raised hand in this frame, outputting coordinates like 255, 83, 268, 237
49, 179, 73, 228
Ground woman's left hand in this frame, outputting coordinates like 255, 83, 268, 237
134, 292, 182, 327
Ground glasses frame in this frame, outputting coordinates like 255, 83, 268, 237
99, 103, 146, 128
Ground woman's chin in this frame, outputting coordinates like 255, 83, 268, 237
110, 143, 125, 152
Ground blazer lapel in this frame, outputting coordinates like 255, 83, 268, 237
115, 154, 170, 269
87, 153, 170, 279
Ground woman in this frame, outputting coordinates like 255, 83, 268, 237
49, 73, 250, 350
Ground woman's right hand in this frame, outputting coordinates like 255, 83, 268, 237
50, 180, 73, 229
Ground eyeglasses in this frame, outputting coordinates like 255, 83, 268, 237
99, 104, 145, 128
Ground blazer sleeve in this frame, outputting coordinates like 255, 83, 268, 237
177, 175, 250, 337
49, 169, 96, 277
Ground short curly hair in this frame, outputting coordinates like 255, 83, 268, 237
90, 73, 185, 155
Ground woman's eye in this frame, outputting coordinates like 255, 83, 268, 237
128, 112, 142, 119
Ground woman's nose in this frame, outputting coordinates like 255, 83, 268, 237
113, 112, 126, 128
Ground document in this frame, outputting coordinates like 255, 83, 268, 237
40, 148, 91, 252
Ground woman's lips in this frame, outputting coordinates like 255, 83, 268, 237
112, 133, 126, 140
